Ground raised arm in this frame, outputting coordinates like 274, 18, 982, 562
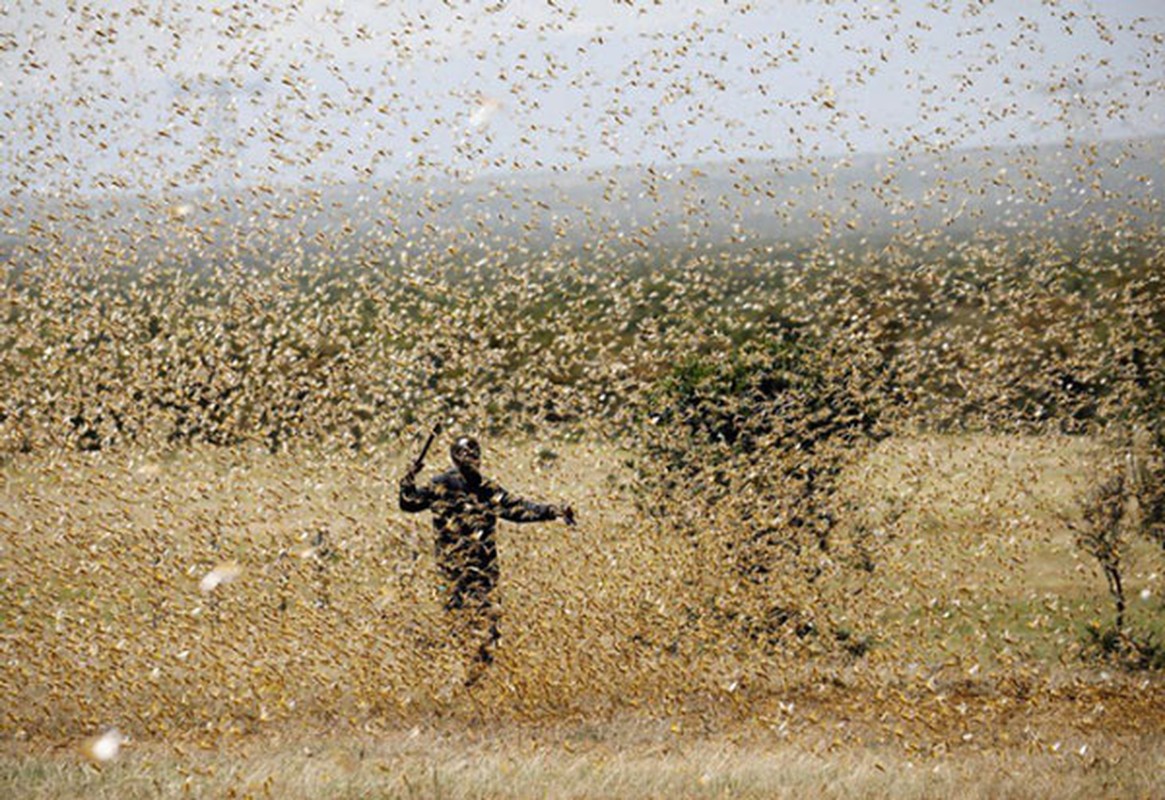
399, 467, 435, 513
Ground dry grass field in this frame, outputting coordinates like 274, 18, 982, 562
4, 717, 1164, 799
3, 435, 1163, 799
2, 234, 1159, 797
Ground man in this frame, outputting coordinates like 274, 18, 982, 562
399, 434, 575, 680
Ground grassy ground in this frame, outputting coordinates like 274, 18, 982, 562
4, 717, 1164, 799
2, 434, 1164, 798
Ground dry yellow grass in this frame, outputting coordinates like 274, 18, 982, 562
3, 717, 1163, 799
3, 435, 1164, 798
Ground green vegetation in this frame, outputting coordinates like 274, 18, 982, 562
2, 229, 1164, 799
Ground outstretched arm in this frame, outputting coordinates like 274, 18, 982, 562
490, 482, 575, 525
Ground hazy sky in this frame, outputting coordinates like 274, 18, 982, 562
3, 0, 1163, 196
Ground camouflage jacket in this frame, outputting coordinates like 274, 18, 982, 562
399, 467, 557, 580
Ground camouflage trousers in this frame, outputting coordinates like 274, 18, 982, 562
438, 561, 501, 676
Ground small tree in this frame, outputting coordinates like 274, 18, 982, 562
1072, 264, 1165, 665
1072, 437, 1165, 669
1074, 469, 1128, 631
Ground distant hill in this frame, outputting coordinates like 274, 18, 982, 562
4, 135, 1162, 272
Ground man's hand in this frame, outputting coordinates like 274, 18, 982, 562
558, 505, 576, 526
403, 459, 422, 483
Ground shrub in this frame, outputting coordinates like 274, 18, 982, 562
632, 323, 898, 648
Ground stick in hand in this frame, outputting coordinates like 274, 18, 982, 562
408, 420, 443, 477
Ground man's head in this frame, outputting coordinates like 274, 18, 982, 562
450, 435, 482, 475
